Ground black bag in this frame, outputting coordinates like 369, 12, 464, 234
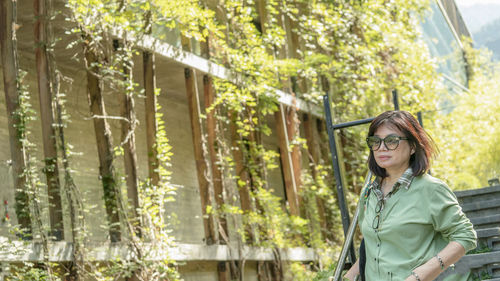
359, 238, 366, 281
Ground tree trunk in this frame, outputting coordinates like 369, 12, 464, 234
34, 0, 64, 240
0, 0, 32, 234
83, 40, 121, 242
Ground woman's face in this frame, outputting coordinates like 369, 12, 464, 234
372, 124, 414, 174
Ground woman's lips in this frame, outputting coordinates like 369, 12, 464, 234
377, 155, 391, 161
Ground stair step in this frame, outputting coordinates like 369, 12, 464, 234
459, 252, 500, 269
471, 214, 500, 228
436, 252, 500, 280
455, 185, 500, 199
462, 199, 500, 212
490, 237, 500, 251
477, 228, 500, 239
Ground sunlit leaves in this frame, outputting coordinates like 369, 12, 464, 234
431, 44, 500, 190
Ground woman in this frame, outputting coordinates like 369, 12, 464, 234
344, 111, 477, 281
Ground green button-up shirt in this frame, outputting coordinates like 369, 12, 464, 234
359, 169, 477, 281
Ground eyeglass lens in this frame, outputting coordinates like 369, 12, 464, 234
367, 135, 402, 151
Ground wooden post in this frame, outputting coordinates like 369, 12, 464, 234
115, 42, 140, 235
203, 75, 228, 241
303, 113, 328, 238
121, 85, 140, 233
285, 105, 302, 206
0, 0, 32, 234
316, 117, 338, 242
143, 51, 160, 187
34, 0, 64, 240
184, 67, 216, 245
229, 112, 254, 243
274, 104, 300, 217
84, 41, 121, 242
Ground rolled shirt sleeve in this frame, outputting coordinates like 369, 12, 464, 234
428, 181, 477, 253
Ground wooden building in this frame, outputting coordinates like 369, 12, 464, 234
0, 0, 471, 280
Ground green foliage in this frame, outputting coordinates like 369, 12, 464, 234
206, 1, 441, 279
471, 270, 492, 281
6, 0, 477, 279
431, 41, 500, 189
467, 241, 492, 255
5, 264, 52, 281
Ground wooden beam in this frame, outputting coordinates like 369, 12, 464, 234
229, 112, 254, 243
130, 32, 322, 116
34, 0, 64, 240
256, 0, 268, 35
203, 75, 229, 242
0, 241, 319, 262
0, 0, 32, 234
143, 51, 160, 186
119, 51, 140, 235
184, 67, 216, 245
274, 104, 299, 216
285, 104, 302, 205
302, 113, 327, 238
217, 261, 229, 281
84, 41, 121, 242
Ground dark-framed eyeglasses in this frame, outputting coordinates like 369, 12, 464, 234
366, 135, 409, 151
372, 198, 384, 230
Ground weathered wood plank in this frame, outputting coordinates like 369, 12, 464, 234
229, 112, 254, 242
124, 32, 322, 117
0, 0, 32, 233
84, 41, 121, 242
462, 199, 500, 212
285, 104, 303, 210
185, 67, 216, 245
436, 252, 500, 280
119, 53, 140, 234
204, 75, 228, 242
143, 51, 160, 187
303, 113, 327, 238
275, 104, 300, 216
455, 185, 500, 199
476, 227, 500, 239
34, 0, 64, 240
0, 241, 318, 262
470, 215, 500, 227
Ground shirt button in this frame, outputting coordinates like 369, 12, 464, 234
377, 243, 380, 247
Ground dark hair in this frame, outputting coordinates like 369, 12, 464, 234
367, 111, 438, 177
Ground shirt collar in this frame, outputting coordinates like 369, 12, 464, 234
370, 167, 415, 199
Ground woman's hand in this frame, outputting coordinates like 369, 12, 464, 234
343, 259, 360, 281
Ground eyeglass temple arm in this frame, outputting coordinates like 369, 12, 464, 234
331, 171, 373, 281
